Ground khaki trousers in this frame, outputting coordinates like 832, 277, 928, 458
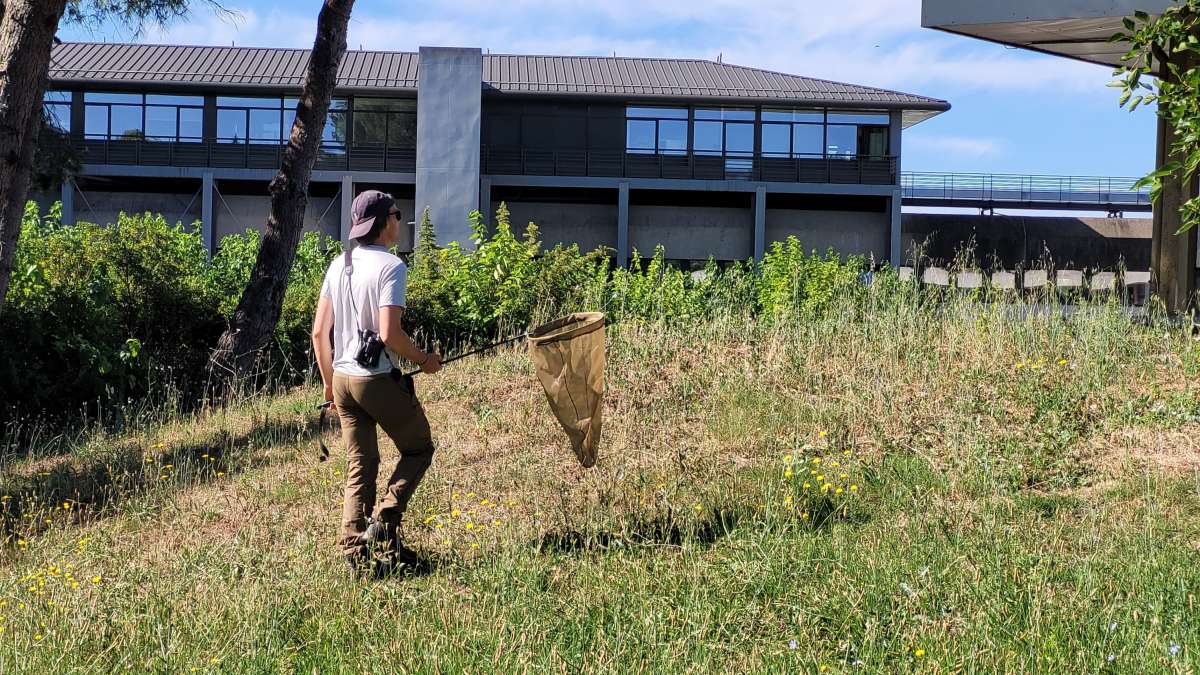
333, 371, 435, 556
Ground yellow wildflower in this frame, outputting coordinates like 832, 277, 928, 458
451, 509, 461, 518
783, 454, 794, 463
802, 482, 811, 490
465, 522, 475, 530
819, 431, 827, 438
915, 648, 926, 657
835, 488, 844, 494
784, 469, 794, 478
91, 575, 101, 584
850, 485, 858, 492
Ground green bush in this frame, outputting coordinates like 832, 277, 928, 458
1, 201, 868, 422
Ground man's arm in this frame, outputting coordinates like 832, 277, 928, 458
379, 305, 442, 374
311, 296, 336, 405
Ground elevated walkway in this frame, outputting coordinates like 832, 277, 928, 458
901, 171, 1151, 214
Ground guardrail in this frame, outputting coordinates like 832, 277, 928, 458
73, 138, 417, 173
900, 171, 1151, 210
481, 147, 898, 185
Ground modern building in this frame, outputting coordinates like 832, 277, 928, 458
42, 42, 949, 265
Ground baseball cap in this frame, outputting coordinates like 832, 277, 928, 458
349, 190, 396, 239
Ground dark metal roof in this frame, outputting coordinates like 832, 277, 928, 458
49, 42, 949, 116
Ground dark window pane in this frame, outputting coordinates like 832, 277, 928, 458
658, 119, 687, 154
179, 108, 202, 141
793, 124, 823, 155
84, 105, 108, 138
353, 111, 387, 145
44, 91, 72, 103
693, 120, 722, 153
828, 111, 889, 125
725, 122, 753, 154
827, 125, 857, 156
626, 119, 655, 151
761, 123, 791, 156
146, 94, 204, 106
862, 126, 889, 157
110, 105, 143, 139
145, 106, 177, 140
389, 113, 416, 147
249, 108, 281, 143
217, 96, 281, 109
85, 92, 141, 104
627, 106, 688, 119
44, 103, 71, 132
217, 109, 246, 143
355, 97, 416, 112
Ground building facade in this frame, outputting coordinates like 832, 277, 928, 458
44, 43, 949, 265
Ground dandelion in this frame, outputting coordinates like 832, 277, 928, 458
813, 458, 822, 465
800, 512, 809, 520
784, 470, 794, 478
467, 492, 476, 498
451, 509, 462, 518
465, 522, 475, 530
1058, 358, 1068, 366
915, 648, 925, 657
835, 488, 844, 494
91, 576, 101, 584
470, 542, 480, 549
783, 495, 793, 505
783, 455, 794, 463
61, 502, 71, 510
819, 666, 828, 673
1015, 362, 1025, 370
492, 519, 502, 526
819, 430, 828, 438
216, 472, 225, 477
850, 485, 858, 492
452, 492, 461, 499
803, 482, 811, 489
693, 503, 703, 513
839, 473, 848, 479
843, 450, 851, 456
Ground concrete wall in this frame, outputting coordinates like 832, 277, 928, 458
211, 194, 345, 245
902, 213, 1152, 270
629, 205, 753, 261
63, 190, 204, 232
766, 209, 890, 260
504, 201, 617, 254
416, 47, 483, 249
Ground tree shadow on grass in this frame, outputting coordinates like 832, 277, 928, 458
0, 414, 327, 544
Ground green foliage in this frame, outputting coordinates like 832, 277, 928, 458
1111, 2, 1200, 231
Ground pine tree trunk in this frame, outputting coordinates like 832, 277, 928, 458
207, 0, 354, 395
0, 0, 68, 310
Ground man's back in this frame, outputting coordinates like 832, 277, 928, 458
320, 244, 408, 377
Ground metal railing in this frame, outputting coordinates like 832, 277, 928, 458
73, 138, 418, 173
900, 171, 1152, 209
481, 146, 898, 185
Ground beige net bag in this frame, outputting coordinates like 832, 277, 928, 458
528, 312, 606, 468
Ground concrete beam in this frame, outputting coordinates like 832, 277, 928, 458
617, 182, 630, 266
484, 173, 897, 197
480, 176, 492, 226
340, 174, 353, 245
890, 189, 903, 267
201, 172, 214, 256
753, 185, 766, 261
60, 179, 74, 227
922, 0, 1172, 27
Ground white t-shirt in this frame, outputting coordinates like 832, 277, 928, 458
319, 244, 408, 376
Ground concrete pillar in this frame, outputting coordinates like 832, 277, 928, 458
753, 185, 767, 261
617, 182, 630, 266
201, 172, 214, 256
60, 179, 74, 227
415, 46, 483, 248
889, 111, 904, 268
340, 174, 353, 244
479, 176, 492, 227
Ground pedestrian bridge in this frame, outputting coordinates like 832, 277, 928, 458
901, 172, 1152, 214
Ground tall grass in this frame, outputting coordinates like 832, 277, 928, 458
1, 279, 1198, 671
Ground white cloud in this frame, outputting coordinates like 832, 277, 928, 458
907, 134, 1006, 158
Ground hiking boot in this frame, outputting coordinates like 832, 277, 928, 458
355, 519, 397, 549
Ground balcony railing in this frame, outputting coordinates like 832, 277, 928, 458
73, 138, 417, 173
481, 146, 898, 185
901, 172, 1152, 209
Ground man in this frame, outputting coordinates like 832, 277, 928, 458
311, 189, 442, 577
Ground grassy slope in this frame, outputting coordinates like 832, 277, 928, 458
1, 295, 1200, 673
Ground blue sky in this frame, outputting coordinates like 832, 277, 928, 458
59, 0, 1157, 180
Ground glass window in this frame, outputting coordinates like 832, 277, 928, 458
695, 108, 755, 121
862, 127, 889, 157
693, 120, 722, 154
355, 97, 416, 112
217, 96, 281, 109
353, 111, 386, 145
325, 108, 347, 145
793, 124, 823, 155
626, 119, 655, 152
249, 108, 281, 144
217, 109, 246, 143
627, 106, 687, 119
110, 105, 142, 139
827, 125, 857, 157
179, 108, 202, 141
763, 108, 824, 123
388, 112, 417, 147
44, 103, 71, 133
145, 106, 176, 140
828, 111, 889, 125
724, 122, 753, 154
84, 105, 108, 138
84, 92, 141, 104
45, 91, 72, 103
657, 119, 687, 154
761, 123, 791, 156
146, 94, 204, 106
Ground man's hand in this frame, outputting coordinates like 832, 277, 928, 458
323, 382, 336, 411
421, 352, 443, 375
